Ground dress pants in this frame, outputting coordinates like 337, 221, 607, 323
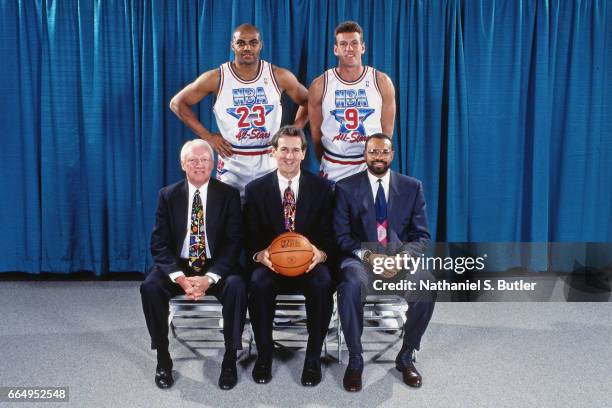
140, 265, 248, 353
336, 257, 436, 355
248, 264, 334, 361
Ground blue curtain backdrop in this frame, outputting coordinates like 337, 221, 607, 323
0, 0, 610, 275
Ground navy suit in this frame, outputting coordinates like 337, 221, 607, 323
244, 170, 335, 362
334, 170, 435, 364
140, 178, 247, 359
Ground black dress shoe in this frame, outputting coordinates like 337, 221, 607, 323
396, 362, 422, 388
218, 364, 238, 390
301, 360, 322, 387
252, 359, 272, 384
342, 366, 363, 392
155, 367, 174, 389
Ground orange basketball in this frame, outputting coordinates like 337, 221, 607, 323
268, 232, 314, 277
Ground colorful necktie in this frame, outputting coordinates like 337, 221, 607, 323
189, 189, 207, 272
375, 179, 388, 246
283, 180, 296, 232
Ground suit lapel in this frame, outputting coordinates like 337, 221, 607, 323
387, 171, 402, 243
173, 180, 189, 249
295, 172, 311, 232
266, 172, 285, 234
205, 179, 221, 255
359, 172, 378, 242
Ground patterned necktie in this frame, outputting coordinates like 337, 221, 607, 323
375, 179, 388, 247
189, 189, 207, 273
283, 180, 296, 232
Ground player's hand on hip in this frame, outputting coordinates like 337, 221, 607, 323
209, 133, 233, 158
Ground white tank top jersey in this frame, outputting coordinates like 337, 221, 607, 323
212, 60, 282, 196
320, 66, 383, 181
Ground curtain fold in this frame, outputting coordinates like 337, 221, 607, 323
0, 0, 610, 275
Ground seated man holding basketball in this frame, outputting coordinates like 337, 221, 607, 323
243, 125, 335, 387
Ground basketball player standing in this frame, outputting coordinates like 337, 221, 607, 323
308, 21, 396, 182
170, 24, 308, 198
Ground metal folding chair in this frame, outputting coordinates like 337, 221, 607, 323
337, 295, 416, 363
271, 293, 339, 359
168, 295, 254, 353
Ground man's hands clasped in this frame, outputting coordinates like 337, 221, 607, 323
176, 275, 213, 300
363, 251, 400, 278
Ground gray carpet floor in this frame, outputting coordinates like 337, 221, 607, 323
0, 281, 610, 408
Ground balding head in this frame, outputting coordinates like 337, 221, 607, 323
231, 23, 262, 65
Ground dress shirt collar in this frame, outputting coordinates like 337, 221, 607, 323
277, 170, 300, 201
187, 180, 209, 199
367, 170, 390, 201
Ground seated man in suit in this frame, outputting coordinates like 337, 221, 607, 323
244, 125, 335, 387
334, 133, 436, 391
140, 139, 247, 390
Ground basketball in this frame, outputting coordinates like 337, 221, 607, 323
268, 232, 314, 277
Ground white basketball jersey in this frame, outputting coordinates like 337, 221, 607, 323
213, 60, 282, 197
320, 66, 383, 181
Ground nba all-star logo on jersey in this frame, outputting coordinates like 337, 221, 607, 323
227, 87, 274, 140
330, 88, 374, 141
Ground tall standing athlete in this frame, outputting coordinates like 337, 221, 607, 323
309, 21, 396, 182
170, 23, 308, 198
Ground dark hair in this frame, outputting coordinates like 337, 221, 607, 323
270, 125, 307, 150
334, 21, 364, 43
365, 133, 393, 151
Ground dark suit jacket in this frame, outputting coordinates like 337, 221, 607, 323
243, 170, 335, 270
334, 170, 430, 259
150, 178, 243, 278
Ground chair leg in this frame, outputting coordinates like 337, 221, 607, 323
337, 319, 343, 363
168, 308, 177, 338
247, 323, 254, 357
170, 321, 177, 338
324, 336, 328, 357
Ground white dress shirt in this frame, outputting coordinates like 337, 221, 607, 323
367, 170, 390, 202
251, 170, 301, 261
354, 170, 391, 260
169, 181, 220, 284
277, 170, 300, 202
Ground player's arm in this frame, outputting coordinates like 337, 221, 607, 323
169, 69, 233, 158
376, 70, 396, 136
307, 75, 325, 161
273, 67, 309, 128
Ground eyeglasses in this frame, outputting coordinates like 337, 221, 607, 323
366, 149, 392, 157
186, 157, 211, 166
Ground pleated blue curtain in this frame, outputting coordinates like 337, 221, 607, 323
0, 0, 610, 275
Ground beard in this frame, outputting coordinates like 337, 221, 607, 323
367, 160, 390, 175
